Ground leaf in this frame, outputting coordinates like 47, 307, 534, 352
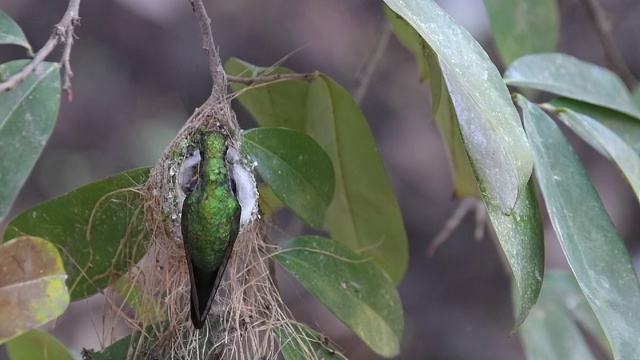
485, 179, 544, 329
425, 43, 479, 198
3, 167, 150, 300
243, 127, 335, 227
518, 96, 640, 359
505, 53, 640, 118
384, 0, 542, 326
483, 0, 560, 66
384, 0, 533, 213
385, 5, 476, 197
542, 272, 611, 355
0, 236, 69, 344
518, 273, 598, 360
257, 183, 284, 216
555, 109, 640, 204
5, 329, 73, 360
549, 98, 640, 155
0, 11, 32, 53
0, 60, 60, 222
87, 334, 132, 360
89, 323, 221, 360
225, 58, 309, 132
273, 323, 347, 360
113, 276, 163, 324
383, 5, 429, 80
306, 76, 408, 283
275, 236, 403, 357
88, 326, 177, 360
632, 85, 640, 108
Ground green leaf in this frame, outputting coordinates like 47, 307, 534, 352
0, 60, 60, 222
275, 236, 403, 358
225, 58, 310, 132
555, 109, 640, 204
306, 76, 408, 283
505, 53, 640, 118
384, 0, 542, 326
485, 179, 544, 329
518, 273, 598, 360
0, 11, 32, 53
257, 183, 284, 216
243, 127, 335, 228
549, 98, 640, 155
425, 43, 479, 198
5, 330, 73, 360
3, 168, 150, 300
113, 276, 163, 324
273, 323, 347, 360
88, 325, 180, 360
0, 236, 69, 344
632, 85, 640, 108
384, 0, 533, 213
383, 5, 429, 80
87, 334, 132, 360
542, 272, 611, 355
518, 96, 640, 359
483, 0, 559, 66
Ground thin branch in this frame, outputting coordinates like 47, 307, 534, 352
582, 0, 637, 89
0, 0, 81, 96
227, 72, 318, 86
61, 16, 80, 100
190, 0, 225, 98
352, 22, 392, 103
427, 198, 486, 256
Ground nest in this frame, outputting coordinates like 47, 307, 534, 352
97, 91, 326, 360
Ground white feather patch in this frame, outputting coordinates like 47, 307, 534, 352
178, 150, 201, 192
232, 163, 259, 228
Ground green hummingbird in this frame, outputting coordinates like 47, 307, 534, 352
181, 130, 241, 329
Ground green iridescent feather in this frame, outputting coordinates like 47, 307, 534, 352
181, 130, 241, 329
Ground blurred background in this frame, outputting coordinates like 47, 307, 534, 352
1, 0, 639, 359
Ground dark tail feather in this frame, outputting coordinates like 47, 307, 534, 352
191, 294, 207, 329
190, 266, 218, 329
189, 224, 239, 330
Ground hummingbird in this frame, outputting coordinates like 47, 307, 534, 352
181, 130, 241, 329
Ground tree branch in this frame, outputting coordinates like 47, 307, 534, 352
582, 0, 637, 89
0, 0, 81, 98
190, 0, 226, 99
427, 198, 486, 256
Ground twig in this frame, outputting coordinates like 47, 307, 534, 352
582, 0, 637, 89
0, 0, 81, 97
227, 72, 317, 86
352, 21, 392, 103
190, 0, 225, 98
427, 197, 486, 256
61, 16, 79, 100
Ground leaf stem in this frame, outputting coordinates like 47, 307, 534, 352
227, 72, 318, 86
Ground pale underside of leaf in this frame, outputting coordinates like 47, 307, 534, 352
384, 0, 533, 213
557, 109, 640, 204
505, 53, 640, 119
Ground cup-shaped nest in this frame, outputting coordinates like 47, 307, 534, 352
115, 96, 289, 360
